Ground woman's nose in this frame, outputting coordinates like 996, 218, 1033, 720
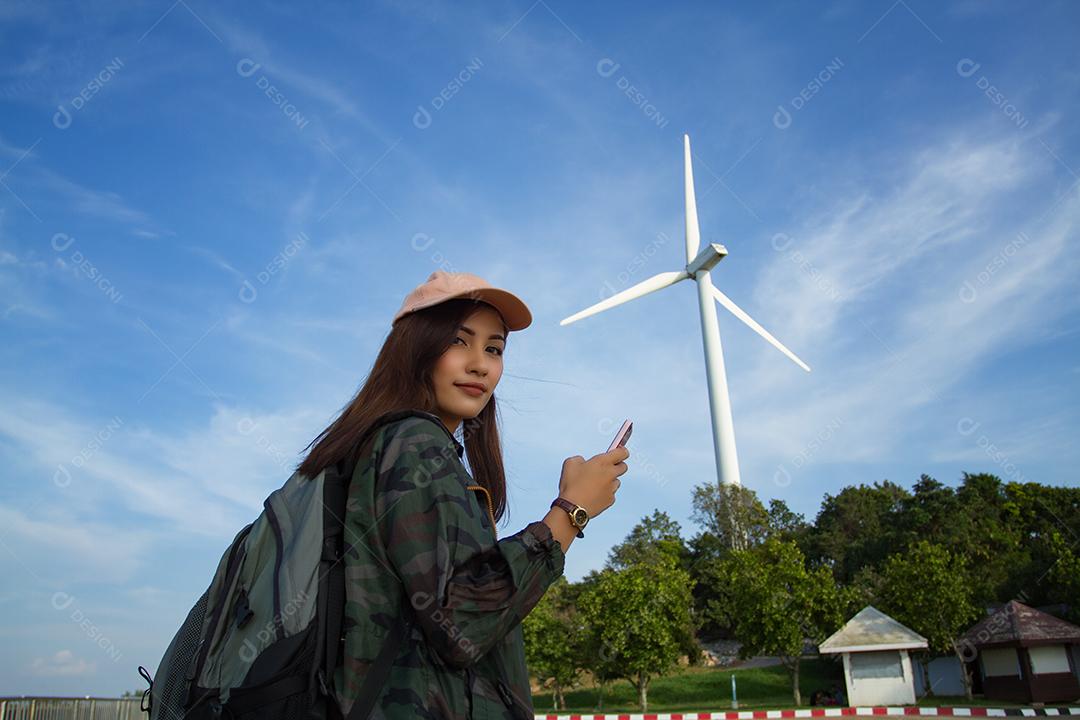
467, 350, 489, 374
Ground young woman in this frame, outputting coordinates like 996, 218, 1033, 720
294, 270, 630, 720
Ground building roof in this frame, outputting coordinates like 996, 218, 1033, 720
819, 605, 928, 654
958, 600, 1080, 648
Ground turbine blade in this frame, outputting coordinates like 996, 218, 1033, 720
684, 134, 701, 265
710, 286, 812, 372
560, 271, 690, 326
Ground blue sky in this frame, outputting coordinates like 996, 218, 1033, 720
2, 0, 1079, 698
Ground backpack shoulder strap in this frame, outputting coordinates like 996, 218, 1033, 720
345, 614, 409, 720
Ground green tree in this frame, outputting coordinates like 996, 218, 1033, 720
766, 498, 809, 544
578, 570, 624, 712
719, 537, 844, 706
953, 473, 1025, 606
1045, 530, 1080, 624
522, 577, 580, 710
607, 509, 689, 571
691, 482, 769, 550
896, 475, 962, 548
879, 540, 980, 700
848, 564, 884, 613
578, 554, 696, 712
687, 529, 735, 640
807, 480, 909, 583
999, 481, 1080, 610
607, 511, 701, 665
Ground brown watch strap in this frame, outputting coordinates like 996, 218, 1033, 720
550, 497, 586, 538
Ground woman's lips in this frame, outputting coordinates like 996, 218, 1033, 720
456, 384, 484, 397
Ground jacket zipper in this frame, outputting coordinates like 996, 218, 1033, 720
465, 485, 497, 540
464, 666, 474, 719
495, 679, 530, 720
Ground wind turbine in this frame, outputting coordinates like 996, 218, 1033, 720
560, 134, 811, 487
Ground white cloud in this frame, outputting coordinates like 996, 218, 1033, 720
0, 395, 318, 541
0, 229, 55, 321
210, 13, 386, 140
182, 245, 245, 282
29, 649, 95, 677
731, 129, 1079, 490
0, 131, 158, 230
34, 166, 154, 226
0, 504, 148, 585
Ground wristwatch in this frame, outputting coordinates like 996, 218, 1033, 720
550, 497, 589, 538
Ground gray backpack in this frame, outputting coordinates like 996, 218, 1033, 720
139, 410, 433, 720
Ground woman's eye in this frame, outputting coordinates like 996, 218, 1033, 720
453, 337, 502, 356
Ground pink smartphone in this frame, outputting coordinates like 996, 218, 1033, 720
606, 419, 633, 452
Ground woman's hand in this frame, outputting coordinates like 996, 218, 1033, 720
557, 446, 630, 517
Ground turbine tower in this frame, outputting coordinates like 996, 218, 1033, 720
560, 134, 811, 487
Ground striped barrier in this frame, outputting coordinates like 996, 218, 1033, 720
535, 708, 1080, 720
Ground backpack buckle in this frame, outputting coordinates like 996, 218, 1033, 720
233, 588, 254, 629
317, 668, 330, 697
322, 537, 341, 562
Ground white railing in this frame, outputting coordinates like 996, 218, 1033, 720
0, 698, 143, 720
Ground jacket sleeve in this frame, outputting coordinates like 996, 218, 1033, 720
373, 416, 565, 670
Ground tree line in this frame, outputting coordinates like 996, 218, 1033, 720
523, 472, 1080, 710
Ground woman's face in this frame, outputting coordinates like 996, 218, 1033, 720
432, 304, 507, 435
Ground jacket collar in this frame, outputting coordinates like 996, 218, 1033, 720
380, 409, 464, 459
430, 413, 466, 459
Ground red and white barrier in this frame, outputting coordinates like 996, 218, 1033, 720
535, 707, 1080, 720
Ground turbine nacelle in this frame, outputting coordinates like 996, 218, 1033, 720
686, 242, 729, 275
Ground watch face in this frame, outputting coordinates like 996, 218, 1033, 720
571, 508, 589, 527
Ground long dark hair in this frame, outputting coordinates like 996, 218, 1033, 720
294, 298, 511, 523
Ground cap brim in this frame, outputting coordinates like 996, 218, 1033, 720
470, 288, 532, 331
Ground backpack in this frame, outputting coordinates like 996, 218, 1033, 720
138, 409, 438, 720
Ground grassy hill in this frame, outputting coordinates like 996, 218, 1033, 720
530, 659, 844, 714
529, 659, 1058, 713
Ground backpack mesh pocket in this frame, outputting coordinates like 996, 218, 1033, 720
151, 589, 208, 720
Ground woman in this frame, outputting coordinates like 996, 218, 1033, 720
294, 270, 630, 719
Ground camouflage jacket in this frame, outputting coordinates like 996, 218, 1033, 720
333, 410, 566, 719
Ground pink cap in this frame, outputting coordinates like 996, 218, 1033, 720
392, 270, 532, 331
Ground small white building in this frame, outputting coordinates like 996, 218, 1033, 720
819, 606, 928, 706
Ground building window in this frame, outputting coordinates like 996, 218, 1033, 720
981, 647, 1021, 677
850, 651, 903, 679
1029, 645, 1070, 674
